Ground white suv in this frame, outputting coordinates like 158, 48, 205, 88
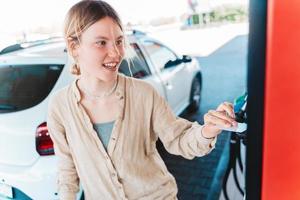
0, 31, 202, 200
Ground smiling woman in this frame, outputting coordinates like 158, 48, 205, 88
68, 17, 125, 81
47, 1, 237, 200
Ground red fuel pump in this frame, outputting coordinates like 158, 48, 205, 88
247, 0, 300, 199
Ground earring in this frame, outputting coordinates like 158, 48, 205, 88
71, 61, 80, 75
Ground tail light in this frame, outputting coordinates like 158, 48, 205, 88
36, 122, 54, 156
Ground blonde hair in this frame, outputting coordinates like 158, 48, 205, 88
63, 0, 126, 75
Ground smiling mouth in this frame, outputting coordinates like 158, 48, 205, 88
102, 62, 118, 71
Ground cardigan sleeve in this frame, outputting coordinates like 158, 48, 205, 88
151, 87, 217, 160
47, 96, 79, 200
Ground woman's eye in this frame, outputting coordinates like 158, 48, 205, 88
96, 41, 106, 46
116, 40, 123, 46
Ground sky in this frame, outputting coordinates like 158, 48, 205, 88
0, 0, 189, 33
0, 0, 247, 47
0, 0, 247, 32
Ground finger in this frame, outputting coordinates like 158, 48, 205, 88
208, 110, 234, 123
224, 102, 234, 109
217, 102, 233, 112
217, 102, 235, 118
205, 112, 233, 128
208, 110, 236, 125
224, 102, 235, 117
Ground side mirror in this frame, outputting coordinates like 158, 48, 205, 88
182, 55, 192, 63
164, 59, 182, 69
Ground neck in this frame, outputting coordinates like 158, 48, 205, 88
78, 75, 118, 98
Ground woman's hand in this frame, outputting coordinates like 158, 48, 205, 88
201, 102, 238, 139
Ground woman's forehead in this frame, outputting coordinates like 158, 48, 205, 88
83, 17, 123, 39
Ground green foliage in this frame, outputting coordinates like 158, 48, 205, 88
209, 5, 248, 23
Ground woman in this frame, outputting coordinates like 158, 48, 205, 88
47, 1, 237, 199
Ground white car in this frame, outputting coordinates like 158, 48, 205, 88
0, 31, 202, 200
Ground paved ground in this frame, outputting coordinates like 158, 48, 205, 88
154, 24, 248, 200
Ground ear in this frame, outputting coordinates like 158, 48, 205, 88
67, 38, 80, 57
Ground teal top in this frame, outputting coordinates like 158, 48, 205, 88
93, 121, 115, 150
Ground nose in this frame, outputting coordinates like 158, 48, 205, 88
107, 43, 120, 58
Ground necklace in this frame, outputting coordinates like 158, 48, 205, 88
81, 77, 118, 100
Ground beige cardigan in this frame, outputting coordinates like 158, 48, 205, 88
47, 74, 216, 200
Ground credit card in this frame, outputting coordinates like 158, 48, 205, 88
217, 122, 247, 133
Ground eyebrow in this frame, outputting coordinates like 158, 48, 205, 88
94, 35, 124, 40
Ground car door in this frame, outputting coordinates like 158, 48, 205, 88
139, 39, 190, 114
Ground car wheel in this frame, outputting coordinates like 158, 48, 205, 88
188, 75, 202, 113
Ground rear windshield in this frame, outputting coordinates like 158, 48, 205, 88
0, 64, 63, 113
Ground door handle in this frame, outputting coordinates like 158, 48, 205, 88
164, 81, 173, 90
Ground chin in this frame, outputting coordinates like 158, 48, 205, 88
97, 73, 118, 82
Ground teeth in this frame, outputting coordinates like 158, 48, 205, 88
103, 62, 117, 68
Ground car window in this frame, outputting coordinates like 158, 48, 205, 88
0, 64, 63, 113
119, 43, 151, 79
141, 40, 178, 72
